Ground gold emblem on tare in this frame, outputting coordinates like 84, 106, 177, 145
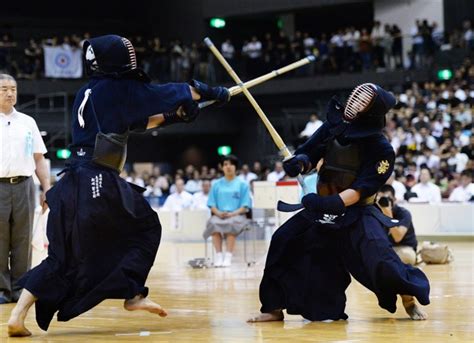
376, 160, 390, 174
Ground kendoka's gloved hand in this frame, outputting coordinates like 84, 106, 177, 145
301, 193, 346, 215
163, 100, 200, 125
190, 79, 230, 103
283, 154, 311, 177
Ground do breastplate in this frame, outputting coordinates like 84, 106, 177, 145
317, 138, 361, 196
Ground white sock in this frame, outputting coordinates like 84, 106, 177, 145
214, 252, 224, 267
223, 252, 233, 267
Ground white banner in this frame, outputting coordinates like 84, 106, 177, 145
43, 46, 83, 78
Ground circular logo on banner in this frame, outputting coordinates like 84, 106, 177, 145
55, 53, 71, 68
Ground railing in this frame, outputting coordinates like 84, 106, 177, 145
17, 92, 70, 148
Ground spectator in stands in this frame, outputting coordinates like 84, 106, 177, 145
461, 135, 474, 160
267, 161, 285, 182
245, 36, 263, 78
410, 168, 442, 202
372, 21, 385, 70
391, 24, 403, 69
203, 155, 251, 267
387, 172, 407, 202
239, 164, 258, 184
462, 19, 474, 51
221, 39, 235, 65
185, 170, 202, 194
152, 165, 169, 195
191, 179, 212, 210
447, 145, 469, 173
299, 113, 323, 139
252, 161, 264, 180
410, 20, 423, 69
161, 178, 193, 211
376, 185, 418, 265
448, 170, 474, 202
359, 28, 372, 70
126, 170, 145, 187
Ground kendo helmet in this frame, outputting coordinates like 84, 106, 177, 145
83, 34, 150, 82
342, 83, 396, 138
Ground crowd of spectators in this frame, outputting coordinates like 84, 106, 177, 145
1, 19, 473, 81
385, 57, 473, 201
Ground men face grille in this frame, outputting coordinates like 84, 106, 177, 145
344, 83, 376, 121
121, 37, 137, 69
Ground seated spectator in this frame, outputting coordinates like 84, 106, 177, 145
192, 179, 212, 210
203, 155, 251, 267
376, 185, 418, 265
266, 161, 285, 182
387, 172, 407, 202
238, 164, 257, 184
152, 165, 169, 195
410, 168, 442, 202
161, 178, 193, 211
299, 113, 323, 139
252, 161, 263, 180
446, 146, 469, 173
449, 170, 474, 202
416, 146, 440, 171
185, 170, 202, 194
126, 171, 145, 187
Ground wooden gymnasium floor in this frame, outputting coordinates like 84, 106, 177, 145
1, 240, 473, 342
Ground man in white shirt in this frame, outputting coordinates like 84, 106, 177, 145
267, 161, 285, 182
238, 164, 257, 184
299, 113, 323, 138
221, 39, 235, 61
191, 179, 211, 210
416, 147, 440, 171
447, 146, 469, 173
410, 168, 442, 203
161, 178, 193, 211
449, 170, 474, 202
387, 172, 407, 202
0, 74, 50, 304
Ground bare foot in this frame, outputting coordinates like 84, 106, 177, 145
402, 296, 428, 320
7, 317, 32, 337
124, 295, 168, 317
247, 310, 284, 322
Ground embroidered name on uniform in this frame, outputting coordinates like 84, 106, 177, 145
318, 214, 339, 224
376, 160, 390, 174
91, 174, 103, 198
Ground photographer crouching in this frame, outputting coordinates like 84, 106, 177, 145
376, 184, 418, 265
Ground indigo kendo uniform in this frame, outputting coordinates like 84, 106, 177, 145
258, 83, 430, 321
18, 35, 229, 331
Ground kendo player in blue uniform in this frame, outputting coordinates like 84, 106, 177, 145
248, 83, 430, 323
7, 34, 230, 337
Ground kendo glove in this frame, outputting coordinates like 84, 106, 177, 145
283, 154, 311, 177
190, 79, 230, 103
163, 100, 200, 125
301, 193, 346, 215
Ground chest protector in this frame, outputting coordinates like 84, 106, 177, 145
317, 138, 360, 196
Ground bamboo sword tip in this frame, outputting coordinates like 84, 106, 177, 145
204, 37, 213, 47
